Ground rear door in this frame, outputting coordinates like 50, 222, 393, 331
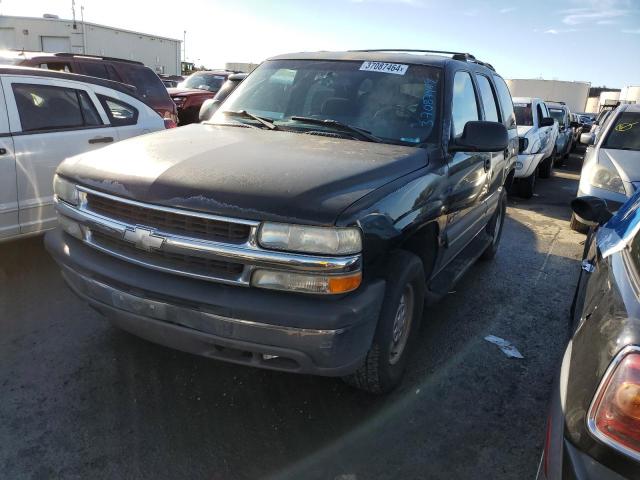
442, 70, 489, 265
2, 75, 118, 234
535, 101, 552, 154
475, 74, 508, 216
0, 79, 19, 239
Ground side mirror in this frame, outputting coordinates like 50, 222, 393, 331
539, 117, 554, 127
450, 121, 508, 153
198, 98, 220, 122
580, 132, 595, 145
571, 196, 613, 226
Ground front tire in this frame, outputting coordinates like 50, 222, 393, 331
480, 189, 507, 261
570, 213, 589, 234
343, 251, 425, 394
539, 150, 555, 178
518, 168, 537, 199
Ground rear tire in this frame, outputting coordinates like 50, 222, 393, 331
570, 213, 589, 234
480, 189, 507, 261
518, 169, 536, 199
342, 251, 425, 394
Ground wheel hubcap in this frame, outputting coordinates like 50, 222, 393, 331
389, 284, 415, 365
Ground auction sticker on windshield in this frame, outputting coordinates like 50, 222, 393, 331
360, 61, 408, 75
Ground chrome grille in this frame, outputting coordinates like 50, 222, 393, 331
91, 231, 244, 280
85, 192, 251, 244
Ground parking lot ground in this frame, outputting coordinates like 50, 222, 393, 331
1, 151, 586, 480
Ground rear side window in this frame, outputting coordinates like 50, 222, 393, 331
492, 76, 515, 128
476, 75, 500, 123
38, 62, 72, 73
122, 66, 167, 103
97, 95, 138, 126
12, 83, 103, 132
451, 71, 479, 137
82, 62, 110, 80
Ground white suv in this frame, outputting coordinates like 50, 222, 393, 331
0, 67, 167, 242
512, 97, 559, 198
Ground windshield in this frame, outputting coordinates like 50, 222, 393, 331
212, 59, 442, 146
548, 108, 565, 125
603, 112, 640, 151
179, 73, 227, 92
514, 103, 533, 126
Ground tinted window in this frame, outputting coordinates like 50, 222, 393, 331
123, 66, 167, 103
476, 75, 499, 122
179, 73, 227, 92
549, 108, 565, 125
536, 104, 545, 125
82, 62, 110, 80
493, 76, 515, 128
98, 95, 138, 126
514, 102, 533, 126
451, 71, 479, 137
217, 59, 442, 146
13, 83, 102, 132
603, 112, 640, 151
39, 62, 71, 73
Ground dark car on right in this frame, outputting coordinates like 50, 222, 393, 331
538, 194, 640, 479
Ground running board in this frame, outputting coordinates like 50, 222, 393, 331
426, 230, 493, 302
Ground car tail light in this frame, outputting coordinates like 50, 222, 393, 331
162, 111, 178, 129
588, 346, 640, 461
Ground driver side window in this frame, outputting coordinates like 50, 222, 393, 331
451, 71, 479, 138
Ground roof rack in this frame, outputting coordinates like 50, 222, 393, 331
348, 49, 495, 71
53, 52, 144, 65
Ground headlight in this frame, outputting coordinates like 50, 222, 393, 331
258, 223, 362, 255
53, 174, 78, 205
251, 270, 362, 295
590, 164, 626, 195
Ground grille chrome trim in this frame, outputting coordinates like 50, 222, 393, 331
55, 192, 361, 286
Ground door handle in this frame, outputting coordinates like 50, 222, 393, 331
88, 136, 114, 144
483, 158, 491, 172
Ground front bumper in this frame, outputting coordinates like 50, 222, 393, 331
515, 152, 546, 178
45, 229, 385, 376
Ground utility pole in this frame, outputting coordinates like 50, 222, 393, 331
71, 0, 77, 29
183, 30, 186, 62
80, 5, 86, 53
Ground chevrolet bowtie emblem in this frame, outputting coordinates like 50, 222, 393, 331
123, 227, 165, 252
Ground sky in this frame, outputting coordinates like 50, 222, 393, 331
2, 0, 639, 88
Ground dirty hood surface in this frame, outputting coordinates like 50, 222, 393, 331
58, 124, 427, 225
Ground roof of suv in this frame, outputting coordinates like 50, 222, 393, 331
0, 65, 144, 101
546, 102, 568, 110
267, 50, 499, 74
512, 96, 542, 103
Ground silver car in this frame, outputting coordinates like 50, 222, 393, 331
572, 104, 640, 231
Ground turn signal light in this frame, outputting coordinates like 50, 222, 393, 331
588, 347, 640, 461
328, 273, 362, 294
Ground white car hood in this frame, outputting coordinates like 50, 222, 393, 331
599, 148, 640, 182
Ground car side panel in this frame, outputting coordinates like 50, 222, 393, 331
2, 75, 120, 235
0, 80, 19, 240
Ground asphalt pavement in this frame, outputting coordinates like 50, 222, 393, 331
0, 150, 586, 480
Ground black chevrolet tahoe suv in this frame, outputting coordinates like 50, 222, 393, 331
46, 50, 518, 393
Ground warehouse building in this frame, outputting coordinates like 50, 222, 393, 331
0, 15, 181, 75
506, 78, 591, 114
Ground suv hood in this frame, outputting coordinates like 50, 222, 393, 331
58, 124, 426, 225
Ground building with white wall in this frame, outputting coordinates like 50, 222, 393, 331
506, 79, 591, 113
0, 15, 181, 75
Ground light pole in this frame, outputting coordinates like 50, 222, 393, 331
183, 30, 186, 63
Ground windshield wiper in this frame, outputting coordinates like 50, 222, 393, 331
289, 116, 382, 143
223, 110, 278, 130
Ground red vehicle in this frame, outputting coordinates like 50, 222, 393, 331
0, 51, 178, 127
169, 71, 230, 125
